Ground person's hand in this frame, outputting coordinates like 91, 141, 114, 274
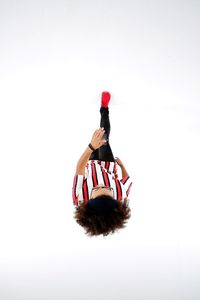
115, 157, 124, 167
90, 128, 107, 150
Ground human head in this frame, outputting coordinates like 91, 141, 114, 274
73, 194, 131, 237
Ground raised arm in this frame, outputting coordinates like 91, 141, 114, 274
115, 157, 132, 199
120, 164, 129, 178
75, 128, 106, 175
115, 157, 129, 178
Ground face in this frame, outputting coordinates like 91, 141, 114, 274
90, 184, 114, 199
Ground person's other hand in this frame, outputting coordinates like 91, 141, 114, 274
115, 157, 124, 167
90, 128, 107, 150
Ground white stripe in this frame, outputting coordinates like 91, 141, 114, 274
76, 175, 84, 196
78, 189, 84, 203
95, 162, 104, 185
87, 168, 94, 199
76, 177, 84, 202
120, 182, 127, 199
101, 161, 106, 169
108, 162, 114, 173
123, 177, 133, 193
108, 174, 117, 200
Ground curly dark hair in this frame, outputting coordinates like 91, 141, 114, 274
73, 195, 131, 237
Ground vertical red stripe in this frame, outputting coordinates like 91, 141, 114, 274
102, 170, 107, 186
102, 170, 109, 186
91, 161, 98, 187
113, 162, 118, 179
115, 179, 122, 202
113, 162, 117, 174
105, 162, 110, 170
103, 169, 110, 187
94, 163, 98, 186
83, 180, 89, 202
105, 171, 110, 187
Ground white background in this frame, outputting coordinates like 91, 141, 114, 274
0, 0, 200, 299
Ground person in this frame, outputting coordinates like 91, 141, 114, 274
72, 91, 133, 236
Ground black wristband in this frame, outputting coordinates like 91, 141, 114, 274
88, 143, 96, 151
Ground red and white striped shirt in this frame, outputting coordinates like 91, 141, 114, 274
72, 160, 133, 206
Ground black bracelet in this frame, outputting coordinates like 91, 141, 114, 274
88, 143, 96, 151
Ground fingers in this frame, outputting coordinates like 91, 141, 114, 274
115, 157, 122, 165
97, 127, 105, 135
92, 128, 104, 137
100, 139, 107, 146
94, 127, 105, 137
91, 128, 106, 149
